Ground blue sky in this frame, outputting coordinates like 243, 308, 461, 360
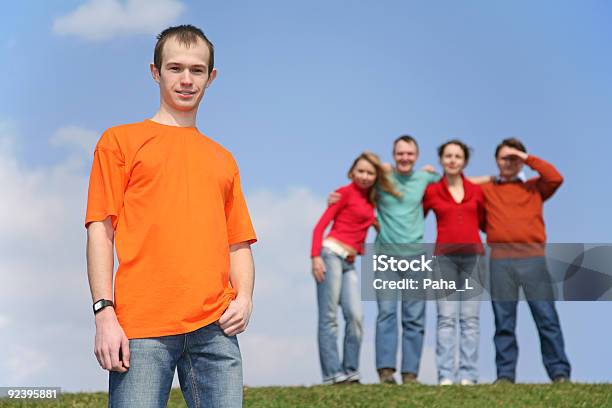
1, 0, 611, 391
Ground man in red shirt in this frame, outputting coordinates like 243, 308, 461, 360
481, 138, 570, 384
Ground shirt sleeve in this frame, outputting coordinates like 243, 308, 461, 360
525, 155, 564, 201
311, 188, 348, 257
225, 164, 257, 246
427, 171, 442, 184
84, 130, 127, 230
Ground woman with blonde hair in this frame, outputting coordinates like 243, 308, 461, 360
311, 151, 400, 385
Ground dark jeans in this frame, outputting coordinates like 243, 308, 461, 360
490, 257, 571, 381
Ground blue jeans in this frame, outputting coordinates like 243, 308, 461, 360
375, 259, 425, 374
109, 323, 242, 407
435, 254, 481, 382
490, 257, 571, 381
317, 247, 363, 383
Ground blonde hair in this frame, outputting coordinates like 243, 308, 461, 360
347, 151, 401, 206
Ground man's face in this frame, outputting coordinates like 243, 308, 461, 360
496, 146, 524, 179
393, 140, 419, 174
151, 37, 216, 114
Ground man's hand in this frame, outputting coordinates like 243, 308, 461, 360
94, 307, 130, 372
327, 192, 341, 206
499, 147, 528, 162
311, 256, 326, 283
218, 296, 253, 336
420, 164, 437, 174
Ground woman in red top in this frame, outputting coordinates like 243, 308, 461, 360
423, 139, 485, 386
311, 151, 399, 385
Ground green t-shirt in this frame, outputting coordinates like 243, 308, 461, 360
375, 170, 440, 246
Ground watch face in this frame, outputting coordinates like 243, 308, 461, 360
93, 300, 112, 314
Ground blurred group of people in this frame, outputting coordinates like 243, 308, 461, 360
311, 135, 571, 386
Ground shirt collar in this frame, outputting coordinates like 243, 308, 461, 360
495, 171, 527, 184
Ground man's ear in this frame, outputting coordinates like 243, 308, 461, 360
150, 63, 160, 83
205, 68, 217, 88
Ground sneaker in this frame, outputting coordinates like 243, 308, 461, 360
344, 372, 361, 384
377, 368, 397, 384
322, 373, 349, 385
439, 378, 454, 386
460, 379, 475, 386
493, 377, 514, 385
553, 375, 570, 384
401, 372, 418, 384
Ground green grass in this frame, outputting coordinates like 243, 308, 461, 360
1, 383, 611, 407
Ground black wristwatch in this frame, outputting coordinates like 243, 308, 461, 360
93, 299, 114, 315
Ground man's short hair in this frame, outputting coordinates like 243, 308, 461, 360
154, 25, 215, 75
393, 134, 419, 154
495, 137, 527, 158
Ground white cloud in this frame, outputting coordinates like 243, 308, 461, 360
50, 125, 99, 155
5, 346, 51, 384
53, 0, 185, 41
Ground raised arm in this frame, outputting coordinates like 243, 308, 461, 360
525, 155, 564, 200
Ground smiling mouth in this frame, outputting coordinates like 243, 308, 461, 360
176, 90, 196, 96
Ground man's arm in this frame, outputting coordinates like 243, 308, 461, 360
525, 155, 564, 200
218, 242, 255, 336
87, 217, 129, 372
500, 147, 563, 200
467, 175, 494, 185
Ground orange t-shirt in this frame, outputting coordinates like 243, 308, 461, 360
85, 120, 257, 339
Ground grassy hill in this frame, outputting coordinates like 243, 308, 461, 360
1, 383, 610, 407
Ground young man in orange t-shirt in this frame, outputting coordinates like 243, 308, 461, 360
85, 25, 257, 407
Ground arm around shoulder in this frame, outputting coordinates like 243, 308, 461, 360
467, 175, 494, 185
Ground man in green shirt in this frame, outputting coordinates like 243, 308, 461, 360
329, 135, 439, 384
375, 136, 439, 384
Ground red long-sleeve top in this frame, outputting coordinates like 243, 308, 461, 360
481, 155, 563, 258
423, 174, 486, 255
311, 182, 376, 257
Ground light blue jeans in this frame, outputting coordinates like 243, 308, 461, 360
109, 323, 242, 407
435, 254, 481, 383
375, 253, 426, 375
316, 247, 363, 383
